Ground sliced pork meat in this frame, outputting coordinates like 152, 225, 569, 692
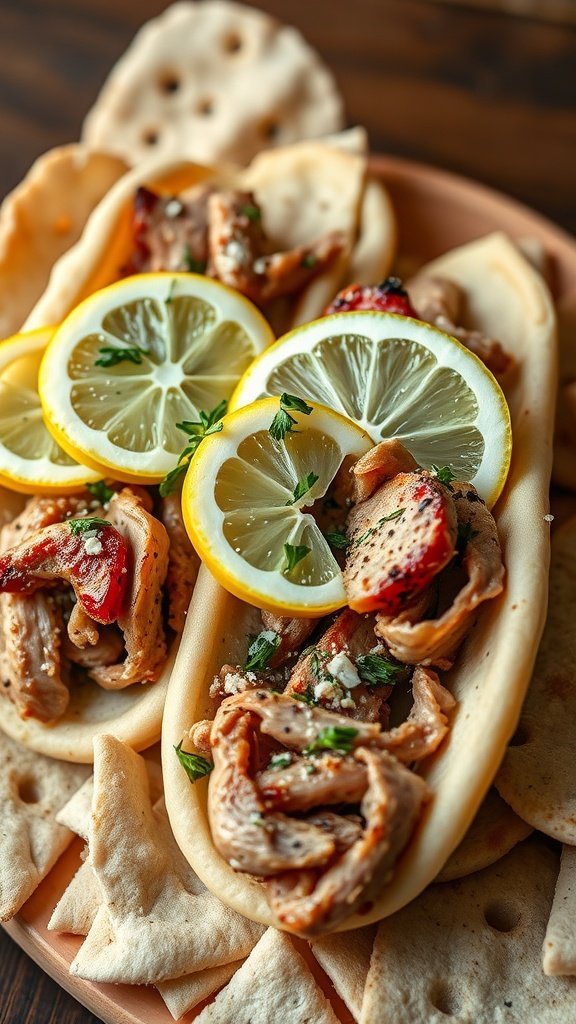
209, 704, 336, 876
376, 666, 455, 764
260, 610, 319, 668
267, 750, 428, 936
344, 467, 458, 615
122, 184, 213, 276
67, 603, 99, 648
63, 626, 124, 671
285, 609, 393, 724
407, 274, 512, 376
256, 752, 368, 812
90, 490, 170, 689
160, 494, 199, 634
376, 485, 504, 668
351, 439, 419, 504
1, 591, 68, 722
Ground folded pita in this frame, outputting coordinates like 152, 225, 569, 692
158, 960, 244, 1020
311, 926, 376, 1022
82, 1, 344, 168
0, 145, 126, 338
195, 928, 340, 1023
48, 858, 101, 936
70, 735, 263, 984
361, 842, 576, 1023
544, 845, 576, 976
0, 729, 90, 921
496, 517, 576, 841
436, 787, 532, 883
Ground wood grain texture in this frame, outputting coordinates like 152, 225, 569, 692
0, 1, 575, 1022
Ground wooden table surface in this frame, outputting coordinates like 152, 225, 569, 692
0, 1, 574, 1022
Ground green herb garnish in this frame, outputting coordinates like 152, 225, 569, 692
159, 399, 227, 496
324, 531, 348, 550
86, 481, 116, 505
269, 393, 313, 442
174, 741, 213, 783
287, 471, 319, 505
268, 752, 292, 770
182, 245, 207, 274
431, 464, 456, 490
292, 685, 317, 706
301, 253, 318, 269
356, 653, 407, 687
165, 279, 178, 305
283, 543, 311, 574
240, 204, 261, 222
95, 346, 143, 368
245, 631, 281, 672
303, 725, 358, 756
68, 517, 110, 536
353, 508, 405, 547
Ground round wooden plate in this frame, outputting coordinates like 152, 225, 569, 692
3, 154, 576, 1024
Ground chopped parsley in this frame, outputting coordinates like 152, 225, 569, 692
68, 517, 109, 536
292, 686, 316, 706
95, 346, 143, 368
324, 530, 348, 550
287, 471, 319, 505
431, 464, 456, 490
303, 725, 358, 756
165, 279, 178, 305
283, 542, 311, 574
182, 245, 207, 274
245, 631, 281, 672
269, 393, 313, 442
268, 752, 292, 770
356, 653, 407, 687
353, 508, 405, 547
301, 253, 318, 269
240, 204, 261, 222
174, 741, 213, 783
159, 399, 227, 496
86, 481, 116, 505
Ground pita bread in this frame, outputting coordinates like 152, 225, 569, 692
544, 845, 576, 976
0, 145, 126, 338
496, 516, 576, 841
361, 842, 576, 1023
48, 858, 100, 936
436, 787, 532, 882
158, 960, 244, 1020
70, 735, 263, 984
162, 233, 557, 931
311, 926, 376, 1022
346, 178, 397, 285
0, 729, 90, 921
195, 928, 340, 1023
82, 2, 344, 169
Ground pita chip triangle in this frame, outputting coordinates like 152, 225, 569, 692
544, 845, 576, 976
311, 926, 376, 1022
0, 728, 90, 921
70, 735, 263, 984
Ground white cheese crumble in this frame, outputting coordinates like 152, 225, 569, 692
259, 629, 278, 644
222, 670, 256, 695
225, 239, 247, 265
340, 696, 356, 710
314, 679, 338, 702
165, 198, 183, 218
326, 652, 361, 689
83, 534, 103, 555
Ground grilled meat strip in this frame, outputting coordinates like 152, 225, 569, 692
376, 484, 504, 668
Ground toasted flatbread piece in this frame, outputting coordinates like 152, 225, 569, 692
347, 178, 396, 285
436, 787, 532, 882
70, 736, 263, 984
496, 516, 576, 842
158, 960, 244, 1020
0, 145, 126, 338
361, 842, 576, 1023
195, 928, 340, 1023
0, 729, 89, 921
544, 846, 576, 976
48, 858, 100, 936
311, 926, 376, 1022
82, 1, 343, 169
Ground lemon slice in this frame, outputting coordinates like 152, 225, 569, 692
39, 273, 275, 484
182, 397, 373, 615
0, 327, 99, 494
230, 311, 512, 507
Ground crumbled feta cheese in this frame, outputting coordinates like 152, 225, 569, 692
253, 257, 267, 275
83, 535, 103, 555
209, 676, 221, 698
544, 514, 554, 523
225, 239, 247, 265
165, 198, 183, 218
259, 630, 278, 645
223, 671, 250, 695
314, 679, 337, 702
340, 696, 356, 710
326, 651, 361, 689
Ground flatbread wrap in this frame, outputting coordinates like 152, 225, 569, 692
161, 232, 557, 934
